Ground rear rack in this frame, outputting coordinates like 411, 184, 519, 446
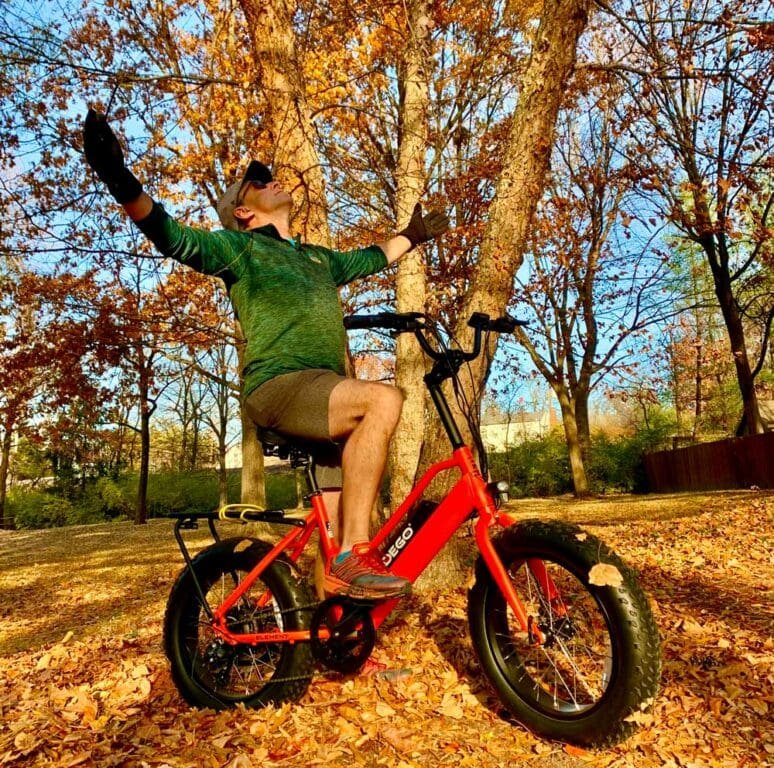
165, 507, 306, 528
166, 507, 308, 622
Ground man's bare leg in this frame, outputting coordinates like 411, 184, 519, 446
314, 489, 341, 600
327, 379, 403, 550
323, 379, 411, 599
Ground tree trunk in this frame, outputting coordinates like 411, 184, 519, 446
235, 322, 267, 507
419, 0, 592, 477
190, 409, 200, 470
179, 384, 189, 472
236, 0, 328, 506
389, 1, 431, 511
0, 420, 14, 530
217, 442, 229, 508
693, 342, 702, 440
240, 406, 266, 507
416, 0, 591, 584
239, 0, 331, 245
574, 387, 591, 464
712, 265, 763, 435
555, 385, 589, 497
684, 146, 763, 435
136, 361, 151, 525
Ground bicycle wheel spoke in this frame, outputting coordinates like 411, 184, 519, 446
498, 558, 614, 713
188, 568, 288, 697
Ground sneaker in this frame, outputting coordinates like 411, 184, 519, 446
325, 543, 412, 600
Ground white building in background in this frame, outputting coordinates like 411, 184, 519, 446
224, 443, 242, 469
480, 406, 559, 453
223, 443, 284, 470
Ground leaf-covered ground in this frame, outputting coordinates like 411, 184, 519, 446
0, 490, 771, 767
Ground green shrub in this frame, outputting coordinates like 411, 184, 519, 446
10, 489, 76, 529
266, 471, 303, 509
486, 420, 679, 497
8, 466, 310, 528
588, 433, 627, 492
116, 468, 300, 517
80, 477, 133, 520
587, 414, 677, 493
488, 431, 573, 498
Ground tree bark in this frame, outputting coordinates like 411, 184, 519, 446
389, 1, 432, 510
555, 384, 590, 497
240, 405, 266, 507
0, 418, 15, 530
236, 0, 330, 506
574, 387, 591, 463
715, 271, 763, 435
235, 322, 266, 506
239, 0, 331, 246
136, 350, 151, 525
416, 0, 591, 584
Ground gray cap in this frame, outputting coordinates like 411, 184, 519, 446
216, 160, 272, 230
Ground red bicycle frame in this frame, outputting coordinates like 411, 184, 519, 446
206, 312, 551, 646
209, 443, 545, 646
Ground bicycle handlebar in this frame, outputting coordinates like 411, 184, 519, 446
343, 311, 526, 363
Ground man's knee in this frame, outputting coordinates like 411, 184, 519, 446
329, 379, 403, 438
372, 383, 403, 425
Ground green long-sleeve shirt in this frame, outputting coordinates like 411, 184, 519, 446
136, 203, 387, 398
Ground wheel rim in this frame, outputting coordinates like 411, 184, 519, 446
489, 556, 617, 716
185, 566, 285, 701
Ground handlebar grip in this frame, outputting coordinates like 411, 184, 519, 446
467, 312, 527, 333
490, 315, 528, 333
343, 314, 380, 330
467, 312, 491, 330
344, 312, 423, 331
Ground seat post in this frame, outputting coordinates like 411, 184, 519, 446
306, 457, 320, 495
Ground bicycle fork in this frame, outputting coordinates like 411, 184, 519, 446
473, 519, 549, 645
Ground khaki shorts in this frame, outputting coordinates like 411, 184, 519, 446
244, 369, 345, 489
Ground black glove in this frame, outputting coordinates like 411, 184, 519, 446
83, 108, 143, 204
398, 203, 450, 250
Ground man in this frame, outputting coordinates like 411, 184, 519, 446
82, 109, 448, 600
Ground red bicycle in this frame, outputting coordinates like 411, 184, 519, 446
163, 312, 660, 747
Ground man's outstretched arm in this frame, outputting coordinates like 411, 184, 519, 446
82, 108, 237, 279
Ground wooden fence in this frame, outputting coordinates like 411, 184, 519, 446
644, 432, 774, 493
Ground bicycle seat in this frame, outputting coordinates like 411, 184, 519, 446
256, 427, 318, 462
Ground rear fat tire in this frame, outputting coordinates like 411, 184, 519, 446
163, 537, 314, 709
468, 520, 661, 747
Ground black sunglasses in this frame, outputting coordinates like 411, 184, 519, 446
237, 179, 270, 205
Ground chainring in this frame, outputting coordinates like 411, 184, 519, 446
309, 596, 376, 674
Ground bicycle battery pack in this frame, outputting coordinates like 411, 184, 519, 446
379, 499, 439, 568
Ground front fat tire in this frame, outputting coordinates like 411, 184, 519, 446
163, 537, 315, 710
468, 520, 661, 747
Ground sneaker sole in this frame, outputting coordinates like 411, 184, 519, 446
323, 575, 411, 601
